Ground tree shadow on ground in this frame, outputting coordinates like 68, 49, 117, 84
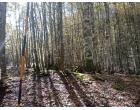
0, 81, 7, 106
71, 73, 110, 106
48, 73, 63, 107
36, 76, 44, 106
64, 72, 95, 107
42, 76, 53, 107
58, 72, 84, 106
58, 71, 95, 106
31, 74, 38, 106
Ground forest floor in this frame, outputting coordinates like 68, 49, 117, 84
0, 67, 140, 107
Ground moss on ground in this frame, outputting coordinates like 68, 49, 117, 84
112, 78, 125, 91
93, 75, 105, 82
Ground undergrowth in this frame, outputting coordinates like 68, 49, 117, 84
112, 79, 125, 91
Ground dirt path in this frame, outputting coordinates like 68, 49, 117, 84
0, 69, 139, 107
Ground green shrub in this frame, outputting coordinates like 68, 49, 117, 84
73, 72, 84, 82
73, 66, 84, 73
112, 80, 125, 91
94, 75, 105, 82
49, 64, 59, 70
84, 58, 94, 72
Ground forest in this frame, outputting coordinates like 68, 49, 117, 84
0, 2, 140, 107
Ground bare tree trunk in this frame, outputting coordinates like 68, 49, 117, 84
0, 3, 6, 80
30, 3, 40, 72
82, 3, 93, 71
49, 3, 54, 66
57, 2, 64, 70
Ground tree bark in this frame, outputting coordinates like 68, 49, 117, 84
0, 3, 6, 80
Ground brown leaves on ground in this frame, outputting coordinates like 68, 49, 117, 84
0, 67, 140, 107
79, 72, 140, 106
